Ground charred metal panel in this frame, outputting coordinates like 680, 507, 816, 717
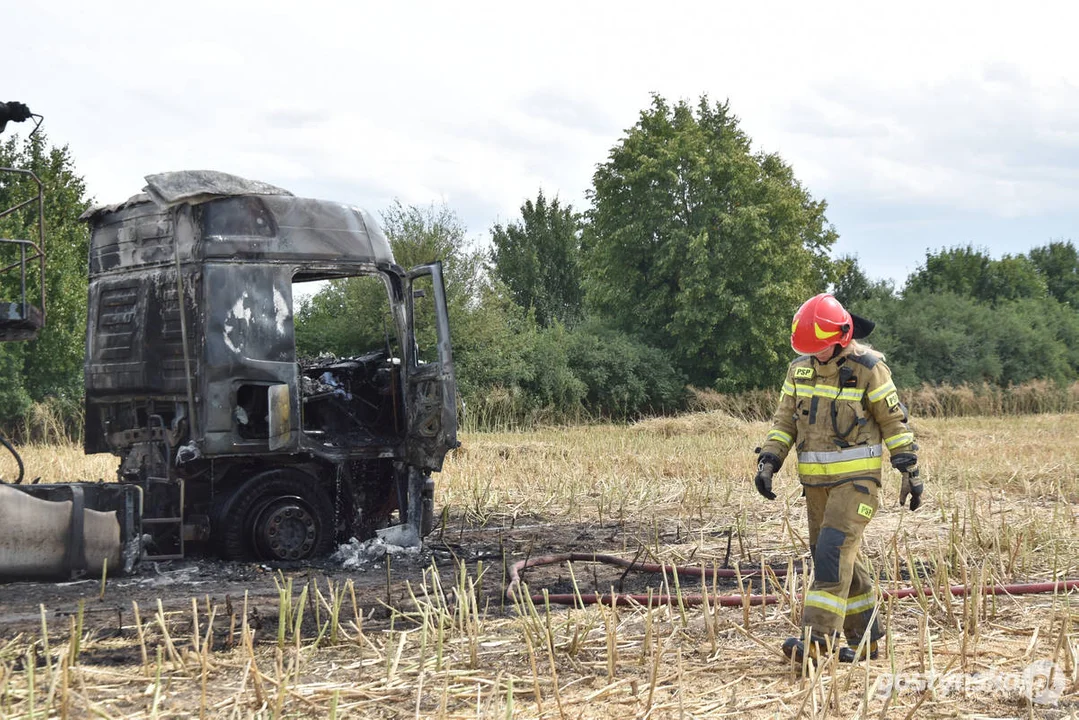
203, 264, 293, 367
198, 196, 394, 266
84, 173, 394, 272
405, 263, 458, 471
87, 202, 174, 273
143, 170, 290, 207
199, 263, 298, 456
85, 267, 199, 396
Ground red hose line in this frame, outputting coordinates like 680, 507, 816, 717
506, 553, 1079, 608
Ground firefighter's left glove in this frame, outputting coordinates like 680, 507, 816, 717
754, 452, 781, 501
899, 470, 923, 511
891, 452, 922, 511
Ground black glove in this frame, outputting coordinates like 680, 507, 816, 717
891, 452, 922, 510
899, 469, 923, 511
890, 451, 917, 473
754, 452, 780, 500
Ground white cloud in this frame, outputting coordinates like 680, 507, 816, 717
5, 0, 1079, 284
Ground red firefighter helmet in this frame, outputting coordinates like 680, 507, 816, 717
790, 293, 853, 354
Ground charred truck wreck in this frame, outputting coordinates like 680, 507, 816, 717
82, 171, 457, 563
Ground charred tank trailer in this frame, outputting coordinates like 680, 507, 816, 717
76, 170, 457, 566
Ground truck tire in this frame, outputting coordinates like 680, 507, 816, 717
213, 469, 335, 561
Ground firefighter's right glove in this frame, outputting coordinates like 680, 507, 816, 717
754, 452, 781, 501
891, 452, 922, 511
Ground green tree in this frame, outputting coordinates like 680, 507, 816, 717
490, 190, 584, 327
296, 200, 484, 359
876, 290, 1079, 387
294, 279, 391, 358
380, 200, 483, 296
884, 292, 1004, 385
831, 255, 896, 307
1028, 240, 1079, 307
0, 133, 90, 433
295, 202, 548, 415
905, 245, 1047, 303
563, 320, 685, 417
585, 95, 839, 391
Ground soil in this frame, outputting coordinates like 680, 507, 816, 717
0, 517, 765, 648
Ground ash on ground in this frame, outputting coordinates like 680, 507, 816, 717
331, 536, 423, 570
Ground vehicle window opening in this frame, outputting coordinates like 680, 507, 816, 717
235, 384, 270, 439
293, 274, 405, 447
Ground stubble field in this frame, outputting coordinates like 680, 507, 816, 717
0, 411, 1076, 718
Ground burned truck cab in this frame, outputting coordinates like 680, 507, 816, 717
82, 171, 457, 562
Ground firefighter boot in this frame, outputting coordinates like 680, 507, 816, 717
838, 640, 879, 663
781, 634, 836, 663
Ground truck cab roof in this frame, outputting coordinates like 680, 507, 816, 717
83, 170, 396, 276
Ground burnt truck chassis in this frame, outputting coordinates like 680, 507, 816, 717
74, 171, 457, 568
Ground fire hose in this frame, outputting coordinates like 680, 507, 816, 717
0, 433, 24, 485
507, 552, 1079, 608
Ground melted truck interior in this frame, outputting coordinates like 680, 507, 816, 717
293, 275, 406, 449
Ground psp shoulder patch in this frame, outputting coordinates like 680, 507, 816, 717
794, 367, 814, 380
885, 392, 900, 410
857, 503, 874, 520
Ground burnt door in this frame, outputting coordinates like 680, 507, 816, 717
404, 262, 458, 470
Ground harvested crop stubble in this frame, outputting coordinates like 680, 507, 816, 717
0, 413, 1076, 718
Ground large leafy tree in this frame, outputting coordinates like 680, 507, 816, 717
1027, 240, 1079, 308
0, 133, 90, 432
904, 245, 1047, 304
490, 190, 583, 327
586, 95, 839, 390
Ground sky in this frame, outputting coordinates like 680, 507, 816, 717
6, 1, 1079, 287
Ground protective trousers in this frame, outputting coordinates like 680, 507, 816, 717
803, 481, 882, 647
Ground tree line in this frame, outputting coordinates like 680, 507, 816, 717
2, 95, 1079, 438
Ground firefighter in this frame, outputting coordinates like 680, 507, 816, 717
754, 293, 921, 664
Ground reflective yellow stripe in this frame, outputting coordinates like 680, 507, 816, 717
814, 323, 839, 340
767, 430, 793, 447
798, 456, 883, 476
792, 384, 865, 402
884, 432, 914, 449
804, 590, 846, 616
845, 592, 876, 615
868, 381, 896, 402
782, 381, 796, 397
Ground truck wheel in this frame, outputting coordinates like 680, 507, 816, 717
215, 470, 335, 561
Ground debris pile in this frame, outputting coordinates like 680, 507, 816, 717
330, 536, 421, 569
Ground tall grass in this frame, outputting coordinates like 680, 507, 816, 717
3, 396, 84, 445
690, 380, 1079, 422
8, 380, 1079, 442
466, 379, 1079, 431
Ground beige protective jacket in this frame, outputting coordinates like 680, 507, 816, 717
759, 346, 914, 486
